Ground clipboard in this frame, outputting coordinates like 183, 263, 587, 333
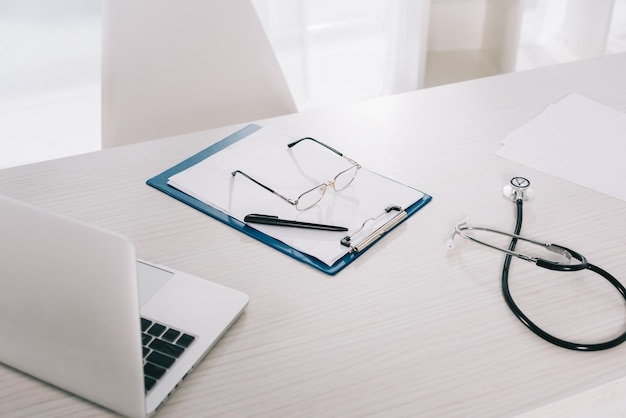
147, 124, 432, 275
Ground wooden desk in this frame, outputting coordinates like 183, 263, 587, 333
1, 53, 626, 417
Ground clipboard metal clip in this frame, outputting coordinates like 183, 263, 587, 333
341, 205, 407, 253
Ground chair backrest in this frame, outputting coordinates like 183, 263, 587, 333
101, 0, 296, 148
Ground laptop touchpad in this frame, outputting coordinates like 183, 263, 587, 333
136, 261, 174, 306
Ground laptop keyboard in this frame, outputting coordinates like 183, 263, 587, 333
141, 317, 196, 393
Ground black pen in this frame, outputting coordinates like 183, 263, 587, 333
244, 214, 348, 231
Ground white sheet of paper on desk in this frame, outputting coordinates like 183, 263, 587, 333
496, 92, 626, 201
167, 127, 424, 266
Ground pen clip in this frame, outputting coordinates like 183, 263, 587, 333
341, 205, 406, 253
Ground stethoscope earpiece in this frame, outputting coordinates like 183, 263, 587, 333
503, 176, 534, 201
446, 217, 470, 251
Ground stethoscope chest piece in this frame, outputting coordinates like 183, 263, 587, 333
503, 176, 534, 201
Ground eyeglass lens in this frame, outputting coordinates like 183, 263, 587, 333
333, 165, 359, 191
296, 184, 327, 211
295, 164, 359, 210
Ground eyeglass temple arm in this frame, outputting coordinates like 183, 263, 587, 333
231, 170, 297, 206
288, 137, 342, 155
288, 137, 360, 166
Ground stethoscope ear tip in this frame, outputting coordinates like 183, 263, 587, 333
446, 217, 470, 251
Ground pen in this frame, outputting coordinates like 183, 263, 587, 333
244, 214, 348, 232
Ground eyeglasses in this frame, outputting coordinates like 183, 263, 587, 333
231, 137, 361, 211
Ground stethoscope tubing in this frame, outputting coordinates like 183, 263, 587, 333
502, 199, 626, 351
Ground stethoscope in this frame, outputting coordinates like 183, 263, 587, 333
447, 177, 626, 351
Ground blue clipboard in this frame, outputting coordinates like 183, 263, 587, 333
146, 124, 432, 275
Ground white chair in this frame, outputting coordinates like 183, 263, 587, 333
101, 0, 296, 148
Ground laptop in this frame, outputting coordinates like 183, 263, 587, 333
0, 194, 249, 417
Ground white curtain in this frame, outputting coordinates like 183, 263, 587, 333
2, 0, 626, 167
0, 0, 101, 168
252, 0, 430, 110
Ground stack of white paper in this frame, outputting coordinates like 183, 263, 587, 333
496, 93, 626, 202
